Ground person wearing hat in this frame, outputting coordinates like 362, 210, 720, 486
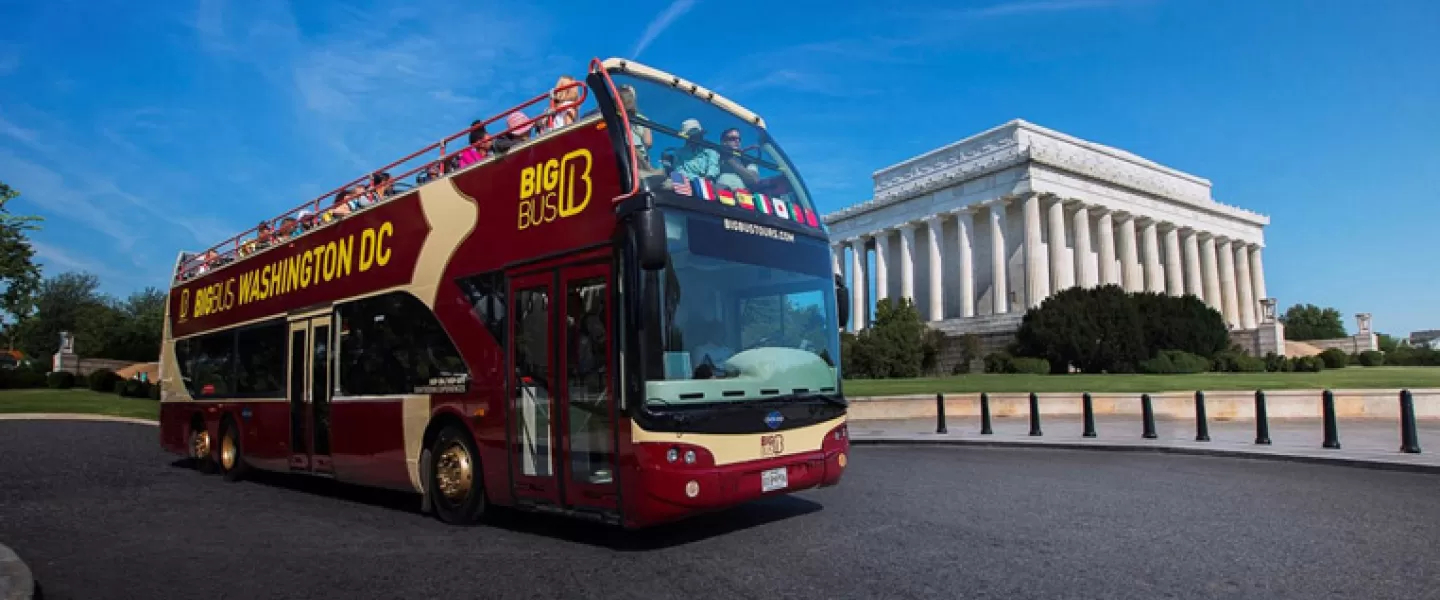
492, 110, 534, 155
671, 117, 720, 180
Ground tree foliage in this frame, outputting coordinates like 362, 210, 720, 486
1280, 303, 1346, 340
841, 298, 940, 379
12, 272, 164, 362
0, 180, 44, 343
1015, 285, 1230, 374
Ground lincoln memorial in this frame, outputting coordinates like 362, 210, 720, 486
825, 119, 1274, 347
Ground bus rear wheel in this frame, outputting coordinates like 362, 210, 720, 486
219, 419, 249, 482
427, 424, 487, 525
189, 423, 216, 474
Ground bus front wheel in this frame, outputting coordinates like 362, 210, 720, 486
218, 419, 249, 482
427, 424, 487, 525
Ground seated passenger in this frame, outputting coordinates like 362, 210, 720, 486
325, 188, 354, 221
416, 162, 444, 185
667, 119, 720, 188
491, 111, 533, 155
544, 75, 580, 131
369, 172, 394, 201
716, 127, 760, 190
456, 121, 489, 169
256, 221, 275, 246
618, 85, 654, 169
277, 217, 299, 240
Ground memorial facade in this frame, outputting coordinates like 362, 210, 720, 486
825, 120, 1271, 339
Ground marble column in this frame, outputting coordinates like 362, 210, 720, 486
1163, 226, 1183, 296
1097, 210, 1118, 286
925, 216, 944, 321
1073, 205, 1094, 288
1200, 235, 1222, 313
1235, 243, 1256, 329
1023, 194, 1047, 307
955, 209, 976, 318
1047, 198, 1073, 292
873, 230, 890, 307
830, 243, 842, 276
1182, 230, 1203, 298
1142, 220, 1164, 293
848, 238, 866, 331
1118, 215, 1140, 292
989, 202, 1008, 315
899, 224, 916, 303
1217, 238, 1239, 328
1249, 246, 1267, 310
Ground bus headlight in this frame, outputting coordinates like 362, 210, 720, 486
683, 450, 696, 465
667, 448, 679, 463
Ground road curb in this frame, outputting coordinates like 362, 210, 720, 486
0, 542, 35, 600
0, 413, 158, 426
851, 437, 1440, 475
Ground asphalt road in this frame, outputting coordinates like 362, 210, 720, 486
2, 421, 1439, 600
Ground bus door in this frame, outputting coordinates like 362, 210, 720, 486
507, 262, 619, 514
287, 312, 335, 475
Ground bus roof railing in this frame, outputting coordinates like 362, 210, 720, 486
173, 79, 589, 284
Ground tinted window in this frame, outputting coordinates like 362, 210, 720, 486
189, 332, 234, 397
235, 321, 286, 396
336, 292, 468, 396
458, 272, 506, 347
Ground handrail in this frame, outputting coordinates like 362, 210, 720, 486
174, 79, 589, 283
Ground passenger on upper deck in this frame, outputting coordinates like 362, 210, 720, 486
544, 75, 580, 132
669, 119, 720, 180
456, 120, 490, 169
716, 127, 761, 191
618, 84, 654, 170
491, 111, 533, 155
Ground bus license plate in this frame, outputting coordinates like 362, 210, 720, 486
761, 467, 788, 492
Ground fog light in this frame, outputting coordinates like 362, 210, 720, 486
683, 450, 696, 464
685, 480, 699, 498
666, 448, 678, 463
838, 453, 847, 468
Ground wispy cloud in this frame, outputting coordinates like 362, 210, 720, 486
945, 0, 1136, 18
30, 240, 125, 280
631, 0, 698, 59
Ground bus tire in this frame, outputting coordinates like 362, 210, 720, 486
219, 418, 249, 482
189, 420, 217, 475
427, 424, 487, 525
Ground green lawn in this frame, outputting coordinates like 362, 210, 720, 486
843, 366, 1440, 397
0, 388, 160, 420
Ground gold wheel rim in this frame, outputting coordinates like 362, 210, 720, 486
435, 442, 474, 502
221, 432, 237, 470
192, 429, 210, 460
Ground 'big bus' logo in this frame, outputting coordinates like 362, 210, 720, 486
518, 148, 592, 231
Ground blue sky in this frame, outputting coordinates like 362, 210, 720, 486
0, 0, 1436, 335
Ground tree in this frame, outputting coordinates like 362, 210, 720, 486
1133, 292, 1230, 359
0, 180, 44, 348
12, 272, 111, 359
1377, 333, 1400, 353
1279, 304, 1346, 340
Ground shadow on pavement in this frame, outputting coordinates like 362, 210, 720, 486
169, 459, 824, 550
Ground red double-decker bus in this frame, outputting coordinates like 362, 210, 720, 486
159, 58, 852, 528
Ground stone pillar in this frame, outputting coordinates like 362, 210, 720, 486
1097, 210, 1118, 286
1118, 215, 1140, 292
1235, 243, 1256, 329
1249, 246, 1267, 311
848, 238, 866, 331
955, 209, 975, 318
1217, 238, 1239, 328
925, 216, 944, 321
1047, 198, 1073, 292
989, 202, 1008, 315
830, 243, 843, 276
1200, 235, 1222, 313
899, 224, 916, 303
873, 230, 890, 307
1182, 230, 1203, 298
1163, 226, 1183, 296
1257, 298, 1285, 356
1073, 205, 1094, 288
1023, 194, 1047, 307
1142, 219, 1164, 293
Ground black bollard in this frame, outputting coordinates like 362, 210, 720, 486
936, 393, 948, 435
1141, 393, 1157, 439
1082, 392, 1097, 438
1194, 390, 1210, 442
1322, 389, 1341, 449
980, 392, 993, 435
1029, 392, 1042, 436
1400, 389, 1421, 454
1254, 390, 1271, 445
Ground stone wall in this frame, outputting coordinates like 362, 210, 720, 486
53, 354, 137, 377
926, 313, 1024, 374
1307, 334, 1379, 354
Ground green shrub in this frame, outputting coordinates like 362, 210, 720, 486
89, 369, 120, 392
119, 379, 150, 398
46, 371, 77, 389
112, 379, 128, 395
1319, 348, 1348, 369
1212, 350, 1265, 373
148, 382, 162, 400
1346, 352, 1361, 365
1140, 350, 1211, 374
1293, 355, 1325, 372
1263, 352, 1287, 372
1358, 350, 1385, 367
5, 366, 48, 389
1010, 357, 1051, 375
984, 352, 1015, 374
1014, 285, 1228, 374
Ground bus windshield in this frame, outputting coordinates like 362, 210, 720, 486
609, 72, 822, 228
645, 210, 841, 407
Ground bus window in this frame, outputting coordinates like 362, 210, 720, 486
335, 292, 467, 396
565, 276, 613, 485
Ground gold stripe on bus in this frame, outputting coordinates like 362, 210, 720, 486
630, 415, 846, 467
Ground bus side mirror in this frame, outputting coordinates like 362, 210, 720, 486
634, 208, 668, 271
834, 273, 850, 328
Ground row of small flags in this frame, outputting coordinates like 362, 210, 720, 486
671, 172, 820, 228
